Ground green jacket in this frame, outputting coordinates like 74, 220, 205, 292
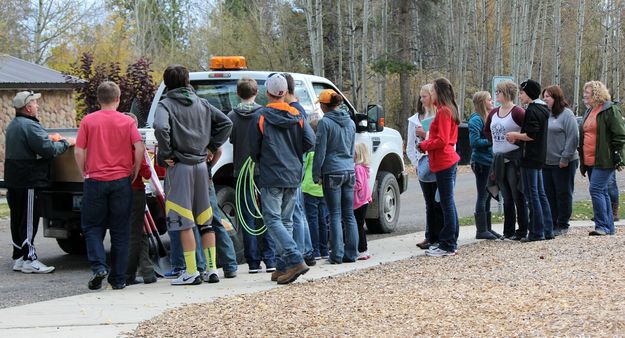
579, 101, 625, 175
302, 152, 323, 197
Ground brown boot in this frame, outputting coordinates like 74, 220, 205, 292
271, 270, 285, 282
276, 262, 309, 285
416, 239, 430, 250
612, 202, 620, 222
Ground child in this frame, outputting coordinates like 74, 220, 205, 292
302, 118, 330, 260
353, 143, 373, 260
124, 112, 156, 285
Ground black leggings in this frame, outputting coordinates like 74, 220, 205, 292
354, 204, 368, 252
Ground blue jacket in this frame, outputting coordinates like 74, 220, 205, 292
468, 112, 493, 166
250, 102, 315, 188
312, 109, 356, 182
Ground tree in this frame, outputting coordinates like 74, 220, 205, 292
66, 52, 156, 124
573, 0, 586, 115
552, 0, 562, 84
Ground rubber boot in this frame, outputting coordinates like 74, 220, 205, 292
475, 213, 497, 239
486, 212, 503, 239
612, 202, 620, 222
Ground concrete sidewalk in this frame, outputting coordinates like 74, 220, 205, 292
0, 220, 596, 337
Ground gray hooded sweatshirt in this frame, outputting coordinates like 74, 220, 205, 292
153, 87, 232, 167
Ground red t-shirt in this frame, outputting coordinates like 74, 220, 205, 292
419, 105, 460, 172
76, 110, 142, 181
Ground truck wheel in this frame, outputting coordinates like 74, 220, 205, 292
56, 231, 87, 255
366, 171, 400, 233
216, 185, 246, 265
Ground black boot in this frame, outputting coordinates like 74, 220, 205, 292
475, 213, 498, 239
486, 212, 503, 239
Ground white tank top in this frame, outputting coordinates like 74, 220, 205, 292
490, 111, 521, 154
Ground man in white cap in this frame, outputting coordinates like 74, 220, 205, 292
249, 73, 316, 284
4, 91, 75, 273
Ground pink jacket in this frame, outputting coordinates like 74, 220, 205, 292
354, 164, 372, 209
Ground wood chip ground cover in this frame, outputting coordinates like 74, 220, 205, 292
133, 227, 625, 337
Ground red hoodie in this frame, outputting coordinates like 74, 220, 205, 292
132, 158, 151, 190
418, 105, 460, 172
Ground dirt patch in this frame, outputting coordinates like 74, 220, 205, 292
133, 227, 625, 337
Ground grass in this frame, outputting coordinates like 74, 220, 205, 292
0, 203, 9, 219
459, 199, 624, 226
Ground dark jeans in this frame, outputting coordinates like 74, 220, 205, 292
304, 193, 329, 257
240, 183, 276, 269
498, 161, 528, 237
543, 160, 577, 229
354, 204, 368, 253
471, 162, 492, 214
419, 180, 443, 243
435, 164, 459, 252
323, 171, 359, 263
81, 176, 132, 286
521, 168, 554, 240
126, 189, 155, 281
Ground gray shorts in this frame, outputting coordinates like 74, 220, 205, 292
164, 162, 212, 231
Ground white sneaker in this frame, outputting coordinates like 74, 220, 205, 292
13, 257, 24, 271
357, 251, 371, 260
21, 260, 55, 273
171, 271, 201, 285
425, 247, 457, 257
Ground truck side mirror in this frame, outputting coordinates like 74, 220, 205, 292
354, 113, 368, 132
367, 104, 385, 132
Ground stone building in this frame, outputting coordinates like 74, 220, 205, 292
0, 54, 80, 178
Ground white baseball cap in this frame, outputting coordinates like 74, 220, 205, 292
13, 91, 41, 109
266, 74, 287, 97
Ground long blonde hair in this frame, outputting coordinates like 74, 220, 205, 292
472, 91, 491, 120
420, 84, 436, 116
354, 143, 370, 166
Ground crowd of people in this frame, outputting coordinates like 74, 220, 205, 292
409, 78, 625, 257
5, 67, 624, 289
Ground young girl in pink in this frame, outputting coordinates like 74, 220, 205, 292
354, 143, 373, 260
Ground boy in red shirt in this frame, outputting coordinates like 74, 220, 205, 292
75, 81, 144, 290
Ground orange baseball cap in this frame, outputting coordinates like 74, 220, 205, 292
317, 89, 337, 104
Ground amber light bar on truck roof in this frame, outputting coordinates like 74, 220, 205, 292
210, 56, 247, 70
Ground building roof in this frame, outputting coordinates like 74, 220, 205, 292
0, 54, 82, 90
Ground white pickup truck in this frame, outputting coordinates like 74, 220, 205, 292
36, 57, 408, 260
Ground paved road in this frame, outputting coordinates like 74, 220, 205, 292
0, 167, 620, 308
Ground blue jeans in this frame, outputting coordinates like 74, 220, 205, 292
543, 160, 578, 229
260, 187, 302, 271
435, 164, 459, 252
419, 180, 443, 243
81, 177, 132, 286
240, 182, 276, 269
471, 162, 491, 214
609, 173, 619, 205
304, 193, 329, 257
322, 171, 358, 263
521, 168, 554, 240
588, 167, 616, 234
292, 188, 314, 258
169, 183, 239, 272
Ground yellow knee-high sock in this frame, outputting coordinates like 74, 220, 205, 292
183, 251, 197, 275
205, 247, 217, 272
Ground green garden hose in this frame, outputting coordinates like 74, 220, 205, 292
235, 158, 266, 235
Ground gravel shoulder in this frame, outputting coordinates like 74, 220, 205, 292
134, 227, 625, 337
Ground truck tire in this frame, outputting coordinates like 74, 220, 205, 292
366, 171, 400, 234
216, 185, 246, 265
56, 231, 87, 255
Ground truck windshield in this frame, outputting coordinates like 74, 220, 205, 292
190, 79, 314, 116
